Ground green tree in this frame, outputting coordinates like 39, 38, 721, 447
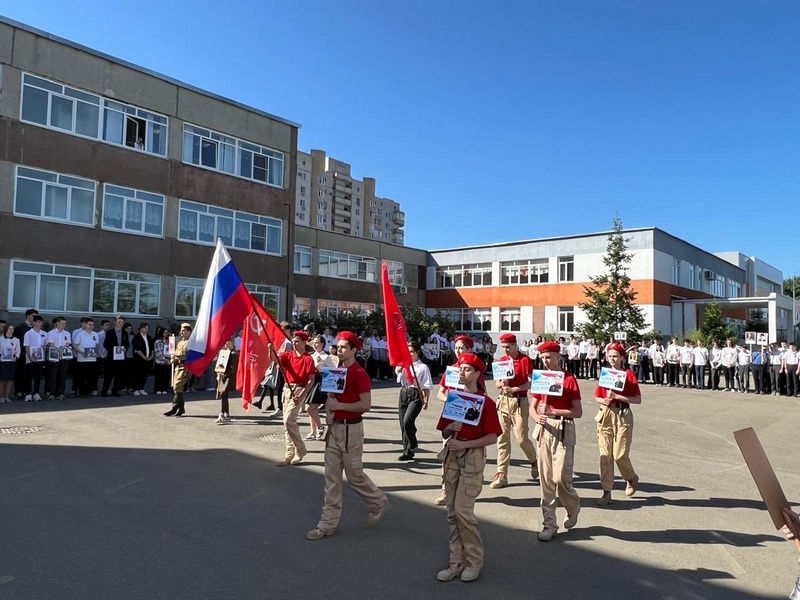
745, 308, 768, 333
783, 276, 800, 297
698, 302, 737, 345
577, 216, 648, 343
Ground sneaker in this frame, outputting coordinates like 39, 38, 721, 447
139, 390, 148, 396
33, 394, 42, 402
24, 394, 32, 402
433, 491, 447, 506
132, 390, 141, 396
223, 413, 232, 422
290, 450, 308, 465
315, 428, 326, 440
366, 501, 390, 526
530, 464, 539, 480
537, 528, 556, 542
436, 563, 463, 582
306, 528, 333, 541
625, 475, 639, 497
398, 453, 415, 461
563, 512, 579, 530
304, 432, 316, 440
460, 565, 481, 582
215, 413, 226, 424
596, 492, 611, 506
489, 473, 508, 489
269, 409, 281, 418
56, 395, 65, 400
91, 391, 98, 396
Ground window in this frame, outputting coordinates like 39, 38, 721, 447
317, 215, 325, 224
10, 260, 159, 316
729, 280, 742, 298
246, 284, 280, 317
293, 297, 311, 318
294, 245, 312, 275
435, 264, 492, 288
500, 259, 549, 285
318, 299, 375, 318
710, 277, 725, 297
558, 257, 574, 282
178, 199, 282, 255
500, 308, 521, 331
102, 184, 164, 237
672, 258, 681, 286
182, 123, 284, 187
436, 308, 492, 331
318, 250, 377, 282
558, 307, 575, 333
21, 73, 168, 156
14, 166, 95, 226
175, 277, 204, 318
385, 261, 404, 285
300, 186, 306, 195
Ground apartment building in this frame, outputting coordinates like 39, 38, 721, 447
0, 17, 424, 326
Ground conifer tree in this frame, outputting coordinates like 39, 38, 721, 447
577, 217, 648, 342
698, 302, 736, 344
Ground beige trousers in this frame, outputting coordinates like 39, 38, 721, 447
496, 395, 538, 474
317, 421, 386, 533
282, 388, 306, 459
444, 446, 485, 569
596, 405, 636, 492
535, 418, 580, 531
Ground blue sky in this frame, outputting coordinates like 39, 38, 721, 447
4, 1, 800, 279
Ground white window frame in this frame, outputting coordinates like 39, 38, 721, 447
102, 184, 165, 238
558, 257, 574, 283
294, 245, 313, 275
178, 199, 282, 255
14, 165, 96, 227
175, 277, 205, 318
385, 260, 404, 286
558, 306, 575, 333
318, 250, 377, 282
435, 264, 493, 288
246, 283, 281, 318
500, 308, 522, 331
182, 123, 284, 188
500, 259, 549, 285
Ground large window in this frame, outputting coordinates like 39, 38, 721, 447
182, 124, 284, 187
500, 308, 521, 331
436, 308, 492, 332
435, 263, 492, 288
500, 259, 549, 285
10, 260, 159, 316
294, 245, 312, 275
318, 250, 377, 282
729, 280, 742, 298
558, 306, 575, 333
102, 184, 164, 237
293, 297, 311, 318
247, 284, 280, 317
558, 257, 574, 282
175, 277, 205, 318
179, 200, 282, 255
14, 166, 95, 226
672, 259, 681, 286
385, 260, 404, 286
318, 299, 375, 319
21, 73, 168, 156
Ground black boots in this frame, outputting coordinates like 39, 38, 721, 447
164, 393, 185, 417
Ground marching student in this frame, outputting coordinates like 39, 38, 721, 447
395, 341, 432, 461
164, 323, 192, 417
435, 352, 502, 583
215, 337, 238, 423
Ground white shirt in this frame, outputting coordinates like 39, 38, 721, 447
74, 330, 100, 363
737, 349, 751, 366
693, 347, 709, 366
667, 343, 681, 364
770, 348, 786, 366
579, 340, 589, 354
396, 359, 433, 390
567, 343, 580, 359
651, 348, 665, 367
709, 347, 722, 368
0, 337, 21, 362
721, 346, 738, 367
680, 346, 694, 364
587, 345, 598, 360
98, 330, 108, 359
23, 328, 48, 363
47, 328, 72, 349
234, 335, 242, 352
783, 350, 799, 366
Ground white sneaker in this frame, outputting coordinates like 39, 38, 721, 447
33, 394, 42, 402
139, 390, 148, 396
0, 398, 7, 403
538, 528, 556, 542
215, 413, 225, 424
91, 391, 98, 396
304, 432, 316, 440
269, 409, 281, 418
133, 390, 141, 396
25, 394, 32, 402
223, 413, 232, 422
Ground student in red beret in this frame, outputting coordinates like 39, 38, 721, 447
594, 342, 641, 506
436, 353, 502, 583
530, 340, 583, 542
489, 332, 538, 490
269, 330, 316, 466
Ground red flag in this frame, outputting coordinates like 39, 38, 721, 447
382, 262, 413, 380
236, 295, 289, 409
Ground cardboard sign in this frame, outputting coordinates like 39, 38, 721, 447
216, 348, 230, 370
442, 390, 485, 426
113, 346, 126, 361
734, 427, 790, 530
598, 366, 627, 391
492, 360, 515, 381
756, 332, 769, 346
321, 367, 347, 393
531, 370, 565, 396
614, 331, 627, 341
444, 365, 464, 389
744, 331, 756, 345
168, 335, 176, 356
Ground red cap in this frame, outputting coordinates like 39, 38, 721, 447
457, 352, 486, 374
336, 330, 362, 351
606, 343, 626, 355
538, 340, 561, 354
454, 335, 474, 349
292, 330, 310, 341
498, 333, 517, 344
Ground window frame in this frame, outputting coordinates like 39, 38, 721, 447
101, 184, 165, 238
14, 165, 96, 227
557, 257, 574, 283
558, 306, 575, 333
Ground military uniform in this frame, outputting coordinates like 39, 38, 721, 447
165, 325, 191, 417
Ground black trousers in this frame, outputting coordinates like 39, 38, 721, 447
723, 366, 736, 390
46, 360, 69, 396
752, 365, 766, 393
398, 387, 423, 455
667, 363, 679, 386
133, 358, 150, 391
102, 359, 125, 394
27, 362, 45, 395
73, 361, 99, 395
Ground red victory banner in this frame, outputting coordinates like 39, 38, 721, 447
382, 261, 413, 380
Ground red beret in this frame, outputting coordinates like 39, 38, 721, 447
498, 333, 517, 344
457, 352, 486, 374
538, 340, 561, 354
336, 330, 361, 351
292, 330, 310, 341
454, 335, 474, 349
606, 343, 627, 355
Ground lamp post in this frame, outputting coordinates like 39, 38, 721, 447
284, 202, 294, 323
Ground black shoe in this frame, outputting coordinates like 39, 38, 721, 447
175, 407, 186, 417
163, 407, 178, 416
399, 453, 414, 461
253, 399, 263, 410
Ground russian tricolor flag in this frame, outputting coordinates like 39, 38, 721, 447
185, 239, 252, 376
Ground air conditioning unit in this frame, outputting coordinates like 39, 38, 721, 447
703, 270, 716, 281
399, 285, 408, 295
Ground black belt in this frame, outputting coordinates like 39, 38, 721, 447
502, 393, 527, 399
610, 402, 630, 410
547, 416, 573, 422
333, 417, 362, 424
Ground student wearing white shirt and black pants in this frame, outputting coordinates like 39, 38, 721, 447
782, 342, 799, 398
395, 342, 433, 461
45, 316, 72, 400
73, 318, 100, 397
23, 315, 48, 402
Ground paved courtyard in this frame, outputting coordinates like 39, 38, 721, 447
1, 379, 798, 599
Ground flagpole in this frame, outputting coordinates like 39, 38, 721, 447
247, 293, 297, 396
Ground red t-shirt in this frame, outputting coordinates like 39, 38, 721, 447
495, 352, 533, 390
437, 394, 503, 440
531, 371, 581, 411
594, 369, 640, 403
279, 351, 316, 386
333, 361, 371, 420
